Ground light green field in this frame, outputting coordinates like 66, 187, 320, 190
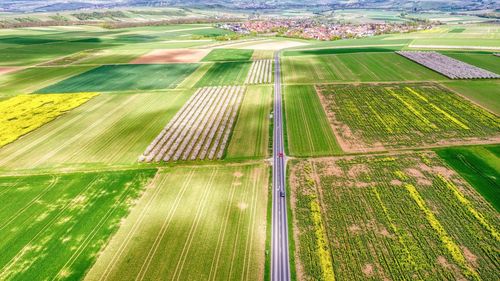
227, 85, 272, 159
0, 168, 156, 281
284, 85, 341, 156
195, 62, 252, 87
0, 66, 95, 95
0, 91, 193, 170
444, 52, 500, 74
282, 53, 444, 84
177, 63, 213, 89
85, 164, 268, 281
202, 48, 254, 62
442, 80, 500, 115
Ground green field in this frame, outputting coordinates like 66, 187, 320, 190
202, 48, 254, 62
317, 83, 500, 152
37, 64, 199, 93
0, 168, 156, 280
282, 53, 443, 84
442, 80, 500, 115
0, 66, 95, 95
227, 85, 272, 159
85, 164, 268, 281
0, 91, 193, 170
284, 85, 342, 156
436, 145, 500, 211
290, 153, 499, 280
444, 52, 500, 74
195, 62, 251, 87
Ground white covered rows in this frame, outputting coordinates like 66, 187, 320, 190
245, 59, 273, 84
397, 51, 500, 79
139, 85, 245, 162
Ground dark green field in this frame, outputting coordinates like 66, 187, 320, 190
195, 62, 251, 87
201, 48, 253, 62
0, 168, 156, 281
436, 145, 500, 211
37, 64, 199, 93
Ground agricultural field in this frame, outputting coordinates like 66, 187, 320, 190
0, 65, 95, 95
85, 164, 268, 281
0, 91, 192, 170
202, 48, 254, 62
195, 62, 252, 87
37, 64, 199, 93
0, 93, 97, 148
289, 153, 500, 280
436, 145, 500, 211
442, 80, 500, 115
284, 85, 341, 156
443, 52, 500, 74
227, 85, 272, 159
131, 49, 210, 64
281, 52, 443, 84
245, 59, 273, 84
316, 83, 500, 152
140, 86, 244, 162
0, 168, 156, 281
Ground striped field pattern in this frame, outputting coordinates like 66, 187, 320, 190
140, 86, 245, 162
245, 60, 273, 84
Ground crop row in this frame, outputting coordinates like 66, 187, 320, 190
0, 93, 98, 148
140, 86, 244, 162
290, 153, 500, 280
397, 51, 500, 79
245, 59, 272, 84
317, 83, 500, 152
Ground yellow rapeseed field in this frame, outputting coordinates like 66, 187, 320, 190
0, 93, 98, 148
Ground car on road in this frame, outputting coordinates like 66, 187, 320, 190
280, 190, 285, 197
278, 152, 284, 158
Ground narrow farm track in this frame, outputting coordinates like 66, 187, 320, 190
271, 51, 291, 281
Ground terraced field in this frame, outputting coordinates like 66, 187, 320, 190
284, 85, 342, 156
140, 86, 244, 162
282, 52, 443, 84
0, 169, 156, 281
85, 164, 268, 281
37, 64, 199, 93
290, 153, 500, 280
316, 83, 500, 152
0, 91, 192, 169
227, 85, 272, 159
195, 62, 252, 87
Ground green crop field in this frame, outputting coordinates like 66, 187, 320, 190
195, 62, 252, 87
290, 153, 500, 280
227, 85, 272, 159
0, 91, 193, 170
284, 85, 342, 156
202, 48, 254, 62
442, 80, 500, 115
85, 164, 268, 281
443, 52, 500, 74
436, 145, 500, 211
0, 66, 95, 95
0, 168, 156, 281
37, 64, 199, 93
316, 83, 500, 152
282, 53, 443, 84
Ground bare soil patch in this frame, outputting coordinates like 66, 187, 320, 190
130, 49, 210, 64
0, 67, 22, 75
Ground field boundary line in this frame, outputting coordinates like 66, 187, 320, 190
97, 170, 171, 281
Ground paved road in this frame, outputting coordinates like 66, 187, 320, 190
271, 51, 291, 281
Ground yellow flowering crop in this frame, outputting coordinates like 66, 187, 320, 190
0, 93, 98, 148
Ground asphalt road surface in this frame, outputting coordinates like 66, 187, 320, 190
271, 51, 291, 281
